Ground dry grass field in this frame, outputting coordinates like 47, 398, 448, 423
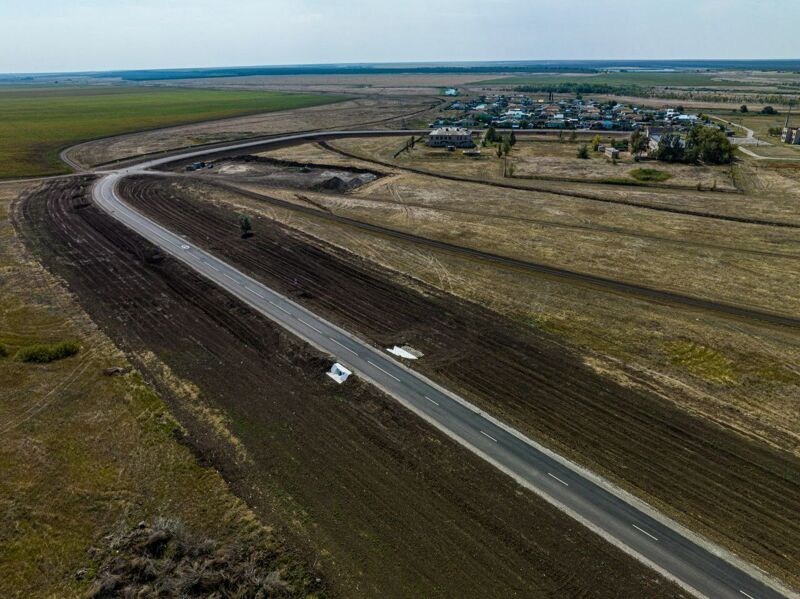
151, 73, 499, 96
9, 72, 800, 595
66, 95, 440, 168
0, 181, 320, 598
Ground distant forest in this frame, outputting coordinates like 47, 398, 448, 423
3, 59, 800, 82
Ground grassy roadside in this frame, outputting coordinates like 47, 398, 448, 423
0, 181, 321, 597
0, 86, 349, 178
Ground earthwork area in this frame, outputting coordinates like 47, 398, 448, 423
15, 177, 688, 599
5, 74, 800, 598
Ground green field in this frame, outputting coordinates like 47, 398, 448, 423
478, 71, 757, 88
0, 86, 349, 178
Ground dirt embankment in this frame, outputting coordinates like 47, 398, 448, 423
117, 175, 800, 588
15, 178, 687, 599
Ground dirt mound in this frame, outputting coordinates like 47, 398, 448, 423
86, 520, 298, 598
315, 175, 348, 192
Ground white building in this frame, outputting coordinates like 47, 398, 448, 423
782, 126, 800, 145
426, 127, 475, 148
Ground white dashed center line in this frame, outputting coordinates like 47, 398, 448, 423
330, 337, 359, 356
632, 524, 658, 541
480, 430, 498, 443
424, 395, 439, 406
298, 318, 323, 334
367, 360, 401, 382
739, 591, 756, 599
547, 472, 569, 486
268, 300, 291, 315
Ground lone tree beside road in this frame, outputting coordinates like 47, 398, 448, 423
238, 214, 253, 238
739, 104, 749, 113
576, 144, 590, 159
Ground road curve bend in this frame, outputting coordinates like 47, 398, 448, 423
89, 131, 796, 599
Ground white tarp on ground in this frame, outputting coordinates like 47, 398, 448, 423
386, 345, 424, 360
326, 362, 352, 384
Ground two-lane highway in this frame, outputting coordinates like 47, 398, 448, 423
91, 131, 796, 599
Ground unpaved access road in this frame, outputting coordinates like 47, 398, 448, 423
80, 130, 797, 599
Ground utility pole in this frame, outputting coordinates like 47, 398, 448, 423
782, 102, 793, 144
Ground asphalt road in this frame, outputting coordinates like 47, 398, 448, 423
91, 132, 796, 599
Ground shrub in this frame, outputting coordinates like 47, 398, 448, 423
576, 144, 590, 159
0, 343, 9, 358
630, 168, 672, 182
17, 341, 80, 363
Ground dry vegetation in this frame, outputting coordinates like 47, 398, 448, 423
66, 95, 440, 169
0, 181, 320, 598
150, 73, 499, 96
168, 137, 800, 583
14, 178, 687, 599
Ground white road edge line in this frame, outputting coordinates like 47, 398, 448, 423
548, 472, 569, 486
298, 318, 323, 334
367, 360, 401, 382
330, 337, 359, 356
480, 430, 498, 443
424, 395, 439, 406
632, 524, 659, 541
739, 591, 757, 599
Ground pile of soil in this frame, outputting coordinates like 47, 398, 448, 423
198, 155, 380, 193
86, 520, 302, 598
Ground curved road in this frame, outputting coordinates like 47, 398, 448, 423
90, 131, 796, 599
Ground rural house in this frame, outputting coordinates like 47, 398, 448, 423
426, 127, 475, 148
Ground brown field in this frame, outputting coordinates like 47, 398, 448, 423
94, 174, 800, 587
150, 73, 500, 96
0, 180, 319, 598
65, 95, 440, 169
14, 178, 688, 599
327, 135, 800, 225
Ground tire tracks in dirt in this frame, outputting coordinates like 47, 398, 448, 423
196, 177, 800, 330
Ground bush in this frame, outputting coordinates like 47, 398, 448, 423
761, 105, 777, 115
576, 144, 590, 159
0, 343, 8, 358
630, 168, 672, 182
17, 341, 80, 363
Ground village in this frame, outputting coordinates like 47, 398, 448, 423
431, 93, 703, 132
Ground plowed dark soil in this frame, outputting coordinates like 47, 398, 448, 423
16, 178, 688, 599
117, 175, 800, 587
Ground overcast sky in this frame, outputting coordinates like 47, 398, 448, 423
1, 0, 798, 73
